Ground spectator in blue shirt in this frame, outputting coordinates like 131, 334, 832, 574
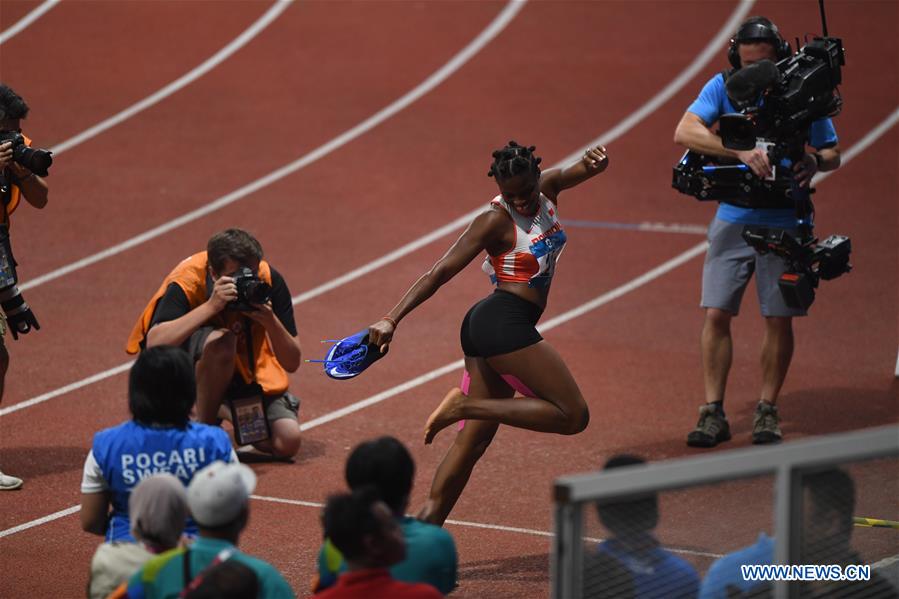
313, 436, 457, 594
699, 469, 898, 598
674, 16, 841, 448
80, 346, 237, 542
589, 455, 699, 599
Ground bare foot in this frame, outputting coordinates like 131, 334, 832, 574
424, 387, 466, 444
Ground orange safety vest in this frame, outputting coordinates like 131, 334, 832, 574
1, 134, 32, 226
125, 252, 289, 396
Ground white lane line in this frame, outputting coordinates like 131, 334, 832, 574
1, 15, 894, 555
5, 48, 897, 428
811, 106, 899, 186
0, 0, 60, 45
5, 6, 505, 416
252, 493, 724, 558
292, 103, 899, 431
47, 0, 293, 156
0, 494, 723, 560
0, 0, 770, 417
0, 505, 80, 539
0, 362, 133, 417
250, 494, 324, 509
286, 0, 753, 307
299, 241, 709, 432
20, 0, 526, 292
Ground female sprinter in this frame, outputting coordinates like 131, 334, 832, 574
368, 141, 609, 524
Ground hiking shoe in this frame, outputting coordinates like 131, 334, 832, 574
0, 470, 23, 491
686, 403, 731, 447
752, 401, 782, 444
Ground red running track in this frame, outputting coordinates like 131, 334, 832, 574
0, 1, 896, 597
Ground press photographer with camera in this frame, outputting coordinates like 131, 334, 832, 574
126, 228, 302, 458
672, 16, 841, 448
0, 82, 52, 490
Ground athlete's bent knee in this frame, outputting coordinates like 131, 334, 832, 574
564, 405, 590, 435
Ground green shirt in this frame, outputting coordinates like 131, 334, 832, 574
127, 536, 294, 599
314, 516, 457, 594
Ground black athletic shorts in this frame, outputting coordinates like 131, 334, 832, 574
460, 289, 544, 358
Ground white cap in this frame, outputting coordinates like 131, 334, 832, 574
187, 461, 257, 528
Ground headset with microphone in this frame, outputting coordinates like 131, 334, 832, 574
727, 17, 792, 69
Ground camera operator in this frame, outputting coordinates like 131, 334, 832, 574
126, 228, 302, 458
0, 83, 49, 490
673, 17, 841, 448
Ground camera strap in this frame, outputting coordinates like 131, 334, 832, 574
243, 317, 256, 383
230, 317, 271, 445
0, 223, 17, 289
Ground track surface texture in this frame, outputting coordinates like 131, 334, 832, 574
0, 1, 896, 597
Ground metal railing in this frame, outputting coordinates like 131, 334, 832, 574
552, 425, 899, 599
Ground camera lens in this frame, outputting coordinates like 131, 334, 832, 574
13, 146, 53, 177
245, 281, 272, 305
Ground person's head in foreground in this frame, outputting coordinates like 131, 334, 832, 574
187, 461, 257, 543
129, 345, 196, 428
596, 454, 659, 540
345, 436, 415, 516
323, 486, 406, 570
129, 473, 189, 551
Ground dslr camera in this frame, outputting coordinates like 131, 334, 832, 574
226, 267, 272, 312
0, 131, 53, 177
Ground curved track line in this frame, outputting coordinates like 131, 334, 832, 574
21, 0, 526, 292
0, 106, 891, 544
0, 0, 59, 45
812, 106, 899, 186
48, 0, 292, 156
250, 494, 723, 558
0, 505, 79, 539
282, 0, 756, 307
5, 0, 750, 414
298, 243, 709, 432
0, 492, 725, 561
0, 362, 133, 416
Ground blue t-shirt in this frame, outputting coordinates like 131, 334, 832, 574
91, 420, 234, 542
699, 532, 773, 599
687, 73, 838, 227
597, 537, 700, 599
315, 516, 457, 594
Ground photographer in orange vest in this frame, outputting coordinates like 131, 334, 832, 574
127, 228, 302, 458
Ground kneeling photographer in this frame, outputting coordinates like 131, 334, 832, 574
672, 16, 841, 448
126, 228, 302, 458
1, 82, 51, 490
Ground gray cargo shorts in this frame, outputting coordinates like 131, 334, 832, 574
186, 326, 301, 423
701, 218, 807, 317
